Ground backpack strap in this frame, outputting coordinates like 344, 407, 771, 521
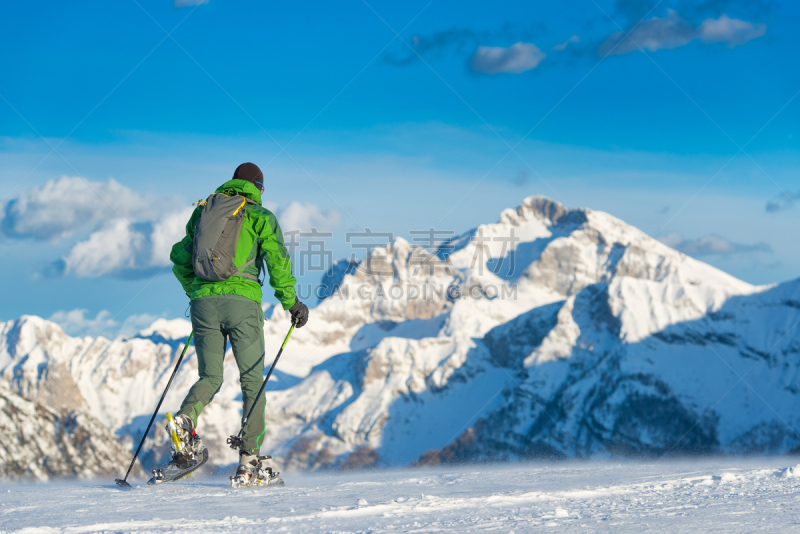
233, 258, 259, 282
232, 198, 265, 285
246, 198, 267, 286
233, 258, 266, 285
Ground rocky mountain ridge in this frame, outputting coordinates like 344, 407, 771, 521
1, 195, 798, 479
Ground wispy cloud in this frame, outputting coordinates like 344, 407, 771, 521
553, 34, 580, 51
384, 7, 764, 74
766, 191, 800, 213
471, 42, 546, 75
600, 10, 696, 55
613, 0, 776, 24
699, 13, 766, 46
383, 28, 479, 67
599, 10, 765, 56
657, 232, 772, 256
677, 0, 777, 19
48, 308, 162, 339
382, 24, 547, 67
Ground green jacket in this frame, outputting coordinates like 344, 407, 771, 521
170, 179, 297, 309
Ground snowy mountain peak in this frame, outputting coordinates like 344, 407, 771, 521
319, 236, 456, 323
500, 195, 588, 228
0, 315, 79, 370
2, 193, 798, 479
9, 314, 70, 344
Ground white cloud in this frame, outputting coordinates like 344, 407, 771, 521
0, 176, 158, 241
553, 35, 580, 51
61, 220, 147, 277
150, 206, 196, 266
59, 205, 193, 278
59, 200, 339, 278
599, 10, 766, 56
658, 232, 772, 256
471, 42, 546, 75
49, 309, 162, 338
699, 14, 766, 47
278, 202, 342, 233
1, 176, 340, 279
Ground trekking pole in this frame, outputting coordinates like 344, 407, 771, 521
227, 321, 295, 450
115, 331, 194, 488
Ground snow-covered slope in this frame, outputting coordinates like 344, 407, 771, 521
1, 195, 798, 478
4, 459, 800, 532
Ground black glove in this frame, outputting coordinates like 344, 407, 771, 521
289, 298, 309, 328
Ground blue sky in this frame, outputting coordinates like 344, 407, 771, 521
1, 0, 798, 337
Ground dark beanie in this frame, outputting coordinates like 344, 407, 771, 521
232, 162, 263, 187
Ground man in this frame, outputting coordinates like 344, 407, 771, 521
167, 162, 309, 483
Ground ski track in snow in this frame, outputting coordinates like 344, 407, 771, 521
2, 459, 800, 533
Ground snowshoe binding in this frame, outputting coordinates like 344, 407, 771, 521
148, 412, 208, 485
230, 452, 284, 488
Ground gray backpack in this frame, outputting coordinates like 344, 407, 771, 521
192, 192, 261, 283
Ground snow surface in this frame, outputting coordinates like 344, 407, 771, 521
2, 459, 800, 533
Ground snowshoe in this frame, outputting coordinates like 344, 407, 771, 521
230, 454, 285, 488
148, 446, 209, 485
148, 412, 208, 485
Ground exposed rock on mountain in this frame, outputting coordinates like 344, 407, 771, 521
0, 381, 144, 480
1, 195, 798, 478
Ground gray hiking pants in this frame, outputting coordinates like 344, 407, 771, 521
178, 295, 266, 455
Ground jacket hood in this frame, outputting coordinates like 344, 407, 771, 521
215, 179, 262, 205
